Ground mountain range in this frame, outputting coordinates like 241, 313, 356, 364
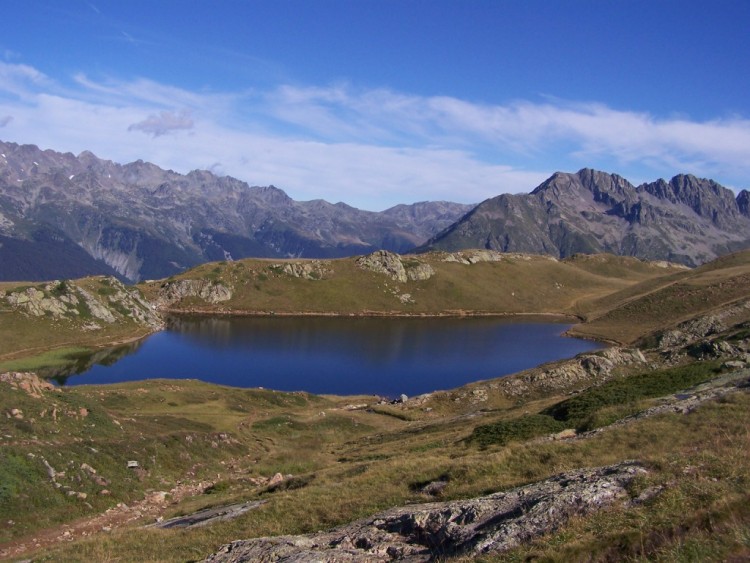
418, 168, 750, 266
1, 139, 748, 282
0, 140, 471, 282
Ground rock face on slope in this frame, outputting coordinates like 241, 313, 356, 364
204, 461, 647, 562
491, 347, 648, 398
0, 141, 471, 282
1, 277, 163, 330
419, 169, 750, 267
356, 250, 435, 283
155, 279, 233, 307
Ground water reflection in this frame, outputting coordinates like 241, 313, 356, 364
42, 341, 144, 384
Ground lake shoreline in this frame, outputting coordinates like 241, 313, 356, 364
159, 307, 584, 322
2, 310, 594, 384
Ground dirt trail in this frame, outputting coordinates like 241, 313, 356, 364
0, 476, 218, 560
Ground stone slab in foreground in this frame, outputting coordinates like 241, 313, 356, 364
204, 461, 646, 562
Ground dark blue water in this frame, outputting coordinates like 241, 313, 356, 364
64, 316, 601, 397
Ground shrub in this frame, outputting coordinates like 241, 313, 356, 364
49, 280, 70, 297
468, 414, 566, 448
543, 361, 722, 428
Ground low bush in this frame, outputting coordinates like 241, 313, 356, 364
468, 414, 566, 448
470, 361, 723, 447
542, 361, 722, 428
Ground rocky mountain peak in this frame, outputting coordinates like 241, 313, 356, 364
77, 150, 98, 164
420, 169, 750, 266
737, 190, 750, 217
250, 184, 294, 205
639, 174, 741, 227
531, 169, 635, 205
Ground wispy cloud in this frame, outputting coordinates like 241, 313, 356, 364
72, 74, 219, 108
0, 115, 12, 127
0, 61, 53, 98
2, 49, 21, 62
266, 85, 750, 177
128, 109, 194, 137
120, 31, 144, 46
0, 61, 748, 210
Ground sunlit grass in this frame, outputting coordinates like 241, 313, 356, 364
12, 371, 747, 562
0, 346, 91, 373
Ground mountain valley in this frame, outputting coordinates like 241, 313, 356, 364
2, 140, 749, 284
1, 138, 750, 561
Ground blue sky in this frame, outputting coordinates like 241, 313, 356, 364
1, 0, 749, 210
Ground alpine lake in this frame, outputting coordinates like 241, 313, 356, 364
52, 315, 602, 398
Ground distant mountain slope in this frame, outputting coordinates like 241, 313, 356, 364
417, 169, 750, 266
0, 140, 472, 282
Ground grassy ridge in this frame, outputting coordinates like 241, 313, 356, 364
140, 252, 681, 318
569, 249, 750, 343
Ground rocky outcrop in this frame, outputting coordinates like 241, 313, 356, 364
657, 299, 750, 350
356, 251, 435, 283
357, 250, 409, 282
493, 347, 647, 398
6, 285, 71, 317
580, 369, 750, 437
441, 250, 556, 265
204, 461, 647, 562
646, 299, 750, 367
275, 261, 331, 280
407, 348, 649, 408
0, 372, 58, 398
151, 501, 267, 530
156, 279, 232, 307
2, 277, 162, 329
405, 262, 435, 281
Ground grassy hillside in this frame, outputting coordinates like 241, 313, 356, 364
2, 250, 750, 560
568, 249, 750, 344
139, 251, 682, 318
1, 354, 747, 561
0, 276, 161, 370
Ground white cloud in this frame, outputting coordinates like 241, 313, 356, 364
0, 61, 748, 210
128, 109, 194, 137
